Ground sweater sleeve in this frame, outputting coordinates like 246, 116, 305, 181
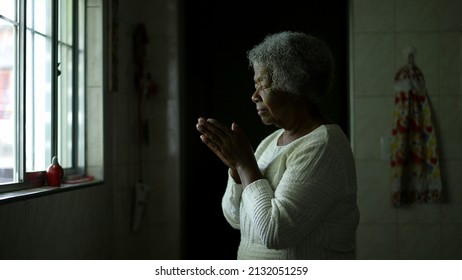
241, 140, 346, 250
222, 173, 244, 230
221, 130, 281, 231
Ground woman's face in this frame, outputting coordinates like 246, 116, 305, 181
252, 68, 297, 127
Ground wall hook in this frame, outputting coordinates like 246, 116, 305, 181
403, 45, 417, 65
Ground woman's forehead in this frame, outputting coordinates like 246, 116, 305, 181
253, 68, 270, 81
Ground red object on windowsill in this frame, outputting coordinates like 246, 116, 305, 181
46, 156, 64, 187
63, 175, 95, 184
26, 171, 46, 187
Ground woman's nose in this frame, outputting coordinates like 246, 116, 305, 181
251, 89, 261, 103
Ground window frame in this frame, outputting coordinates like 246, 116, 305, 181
0, 0, 86, 193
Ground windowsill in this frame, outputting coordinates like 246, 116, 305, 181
0, 180, 104, 205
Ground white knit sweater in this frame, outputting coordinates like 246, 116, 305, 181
222, 124, 360, 259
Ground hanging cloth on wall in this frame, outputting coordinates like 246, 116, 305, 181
390, 46, 443, 207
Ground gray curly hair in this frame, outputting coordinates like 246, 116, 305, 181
247, 31, 335, 104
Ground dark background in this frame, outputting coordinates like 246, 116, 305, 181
181, 1, 349, 259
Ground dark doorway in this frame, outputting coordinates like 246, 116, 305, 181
180, 1, 349, 259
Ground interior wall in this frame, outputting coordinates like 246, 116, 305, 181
350, 0, 462, 259
0, 0, 182, 260
107, 0, 181, 259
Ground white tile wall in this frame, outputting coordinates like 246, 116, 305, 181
441, 225, 462, 259
353, 0, 394, 32
86, 87, 104, 168
351, 0, 462, 259
438, 97, 462, 160
397, 204, 441, 224
356, 224, 398, 259
395, 0, 438, 31
86, 7, 103, 88
438, 32, 462, 97
398, 224, 442, 259
438, 0, 462, 31
440, 161, 462, 204
353, 34, 395, 97
354, 97, 394, 160
356, 161, 397, 223
108, 0, 182, 259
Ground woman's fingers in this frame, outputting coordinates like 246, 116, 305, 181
200, 135, 233, 168
196, 117, 247, 169
197, 118, 231, 146
206, 118, 232, 137
202, 119, 232, 144
196, 119, 219, 142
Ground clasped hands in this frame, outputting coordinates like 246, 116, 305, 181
196, 117, 260, 185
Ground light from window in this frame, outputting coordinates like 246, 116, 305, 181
0, 4, 17, 184
0, 0, 86, 188
26, 0, 53, 172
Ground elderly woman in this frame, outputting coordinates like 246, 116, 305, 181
196, 31, 359, 259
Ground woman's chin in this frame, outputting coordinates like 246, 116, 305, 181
260, 118, 273, 126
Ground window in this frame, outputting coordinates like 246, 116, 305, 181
0, 0, 86, 190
